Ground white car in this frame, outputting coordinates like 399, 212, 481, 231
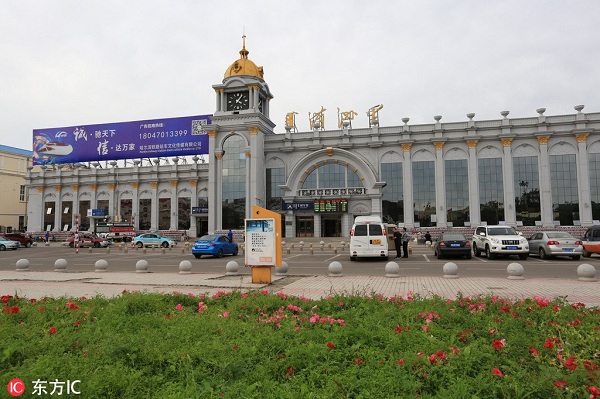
472, 225, 529, 260
0, 236, 19, 251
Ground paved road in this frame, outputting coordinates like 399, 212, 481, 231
1, 242, 599, 280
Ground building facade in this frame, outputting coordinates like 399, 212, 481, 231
24, 42, 600, 238
0, 145, 32, 232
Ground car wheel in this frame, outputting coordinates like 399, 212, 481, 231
194, 254, 201, 259
519, 254, 528, 260
136, 242, 144, 248
485, 245, 495, 260
216, 249, 224, 258
94, 242, 100, 248
25, 242, 32, 248
473, 243, 481, 257
233, 248, 239, 256
571, 255, 581, 260
582, 248, 591, 258
539, 248, 547, 260
161, 241, 169, 248
0, 245, 5, 251
350, 256, 356, 261
437, 251, 443, 259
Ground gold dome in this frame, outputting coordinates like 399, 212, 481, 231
224, 36, 264, 79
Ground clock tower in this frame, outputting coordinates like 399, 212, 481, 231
208, 36, 275, 232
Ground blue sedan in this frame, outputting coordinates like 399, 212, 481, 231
192, 234, 239, 258
133, 233, 177, 248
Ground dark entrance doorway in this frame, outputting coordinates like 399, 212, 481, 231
321, 216, 342, 237
196, 218, 208, 238
296, 216, 314, 237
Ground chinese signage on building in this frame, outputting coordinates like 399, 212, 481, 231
32, 114, 211, 165
314, 198, 348, 213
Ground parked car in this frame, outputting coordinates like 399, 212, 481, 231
66, 233, 110, 248
1, 233, 34, 248
433, 232, 472, 259
581, 225, 600, 257
133, 233, 177, 248
527, 231, 583, 260
192, 234, 239, 258
349, 215, 389, 261
0, 236, 19, 251
472, 225, 529, 260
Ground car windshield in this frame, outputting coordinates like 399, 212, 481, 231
199, 235, 217, 241
488, 227, 517, 235
441, 234, 465, 241
546, 232, 574, 239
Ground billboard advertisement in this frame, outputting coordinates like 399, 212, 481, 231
32, 114, 211, 165
245, 218, 276, 266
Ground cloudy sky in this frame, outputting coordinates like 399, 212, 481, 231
2, 0, 599, 151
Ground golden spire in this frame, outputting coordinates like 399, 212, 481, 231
239, 34, 249, 59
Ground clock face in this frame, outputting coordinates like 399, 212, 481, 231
227, 92, 249, 111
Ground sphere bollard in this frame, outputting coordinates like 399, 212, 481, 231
320, 241, 325, 251
334, 247, 338, 255
281, 241, 286, 246
179, 260, 192, 274
136, 260, 149, 273
577, 264, 597, 281
106, 247, 110, 254
162, 247, 166, 254
143, 247, 147, 254
340, 241, 346, 250
276, 261, 289, 276
54, 258, 68, 272
16, 259, 30, 272
88, 247, 93, 253
95, 259, 109, 273
328, 261, 343, 277
299, 241, 304, 251
442, 262, 459, 279
124, 246, 128, 253
385, 261, 400, 278
507, 263, 525, 280
226, 260, 239, 276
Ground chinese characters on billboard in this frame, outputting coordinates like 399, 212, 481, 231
32, 114, 211, 165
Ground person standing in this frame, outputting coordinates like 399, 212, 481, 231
392, 227, 402, 259
227, 229, 234, 243
44, 231, 50, 243
401, 227, 410, 258
424, 231, 432, 244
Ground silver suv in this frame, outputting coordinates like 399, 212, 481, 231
472, 225, 529, 260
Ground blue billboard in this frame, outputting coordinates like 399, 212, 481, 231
32, 114, 211, 165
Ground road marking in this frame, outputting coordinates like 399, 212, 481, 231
423, 254, 431, 262
324, 254, 343, 262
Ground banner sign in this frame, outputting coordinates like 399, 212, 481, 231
191, 207, 209, 215
32, 114, 211, 165
282, 201, 314, 211
87, 209, 107, 217
245, 218, 276, 266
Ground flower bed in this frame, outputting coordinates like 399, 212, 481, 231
2, 290, 599, 398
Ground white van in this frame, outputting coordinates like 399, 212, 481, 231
350, 215, 389, 261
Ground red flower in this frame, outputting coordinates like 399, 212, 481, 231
529, 346, 540, 357
396, 359, 405, 365
66, 302, 79, 310
428, 354, 436, 364
327, 342, 335, 349
589, 386, 600, 398
553, 380, 567, 389
353, 358, 364, 366
584, 360, 599, 371
48, 327, 57, 334
286, 367, 294, 376
492, 339, 506, 349
565, 356, 577, 371
491, 368, 504, 377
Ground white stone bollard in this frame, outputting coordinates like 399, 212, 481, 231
136, 260, 149, 273
385, 261, 400, 278
443, 262, 459, 279
16, 259, 30, 272
94, 259, 109, 272
54, 258, 68, 272
225, 260, 239, 276
276, 261, 289, 276
328, 261, 343, 277
577, 264, 597, 281
179, 260, 192, 274
507, 263, 525, 280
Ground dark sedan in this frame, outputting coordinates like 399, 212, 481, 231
433, 233, 472, 259
192, 234, 239, 258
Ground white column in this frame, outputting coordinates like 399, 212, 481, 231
467, 140, 480, 226
434, 142, 447, 227
501, 138, 516, 226
401, 144, 414, 228
54, 189, 62, 232
170, 183, 178, 231
150, 182, 159, 231
537, 135, 554, 227
576, 133, 593, 225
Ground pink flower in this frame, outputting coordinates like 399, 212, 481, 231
396, 358, 405, 365
529, 346, 540, 357
222, 311, 230, 318
175, 304, 183, 311
428, 354, 436, 364
492, 368, 504, 377
553, 380, 567, 390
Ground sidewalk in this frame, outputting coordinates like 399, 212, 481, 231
1, 270, 598, 307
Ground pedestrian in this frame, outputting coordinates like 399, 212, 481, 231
401, 227, 410, 258
227, 229, 234, 243
424, 231, 432, 244
44, 231, 50, 243
392, 227, 402, 259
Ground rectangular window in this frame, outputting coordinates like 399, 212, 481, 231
381, 162, 403, 224
266, 168, 285, 211
590, 154, 600, 220
19, 185, 26, 202
445, 159, 469, 227
513, 156, 541, 226
412, 161, 435, 227
550, 154, 578, 225
478, 158, 504, 225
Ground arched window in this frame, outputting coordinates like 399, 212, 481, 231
300, 161, 363, 189
222, 135, 246, 229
